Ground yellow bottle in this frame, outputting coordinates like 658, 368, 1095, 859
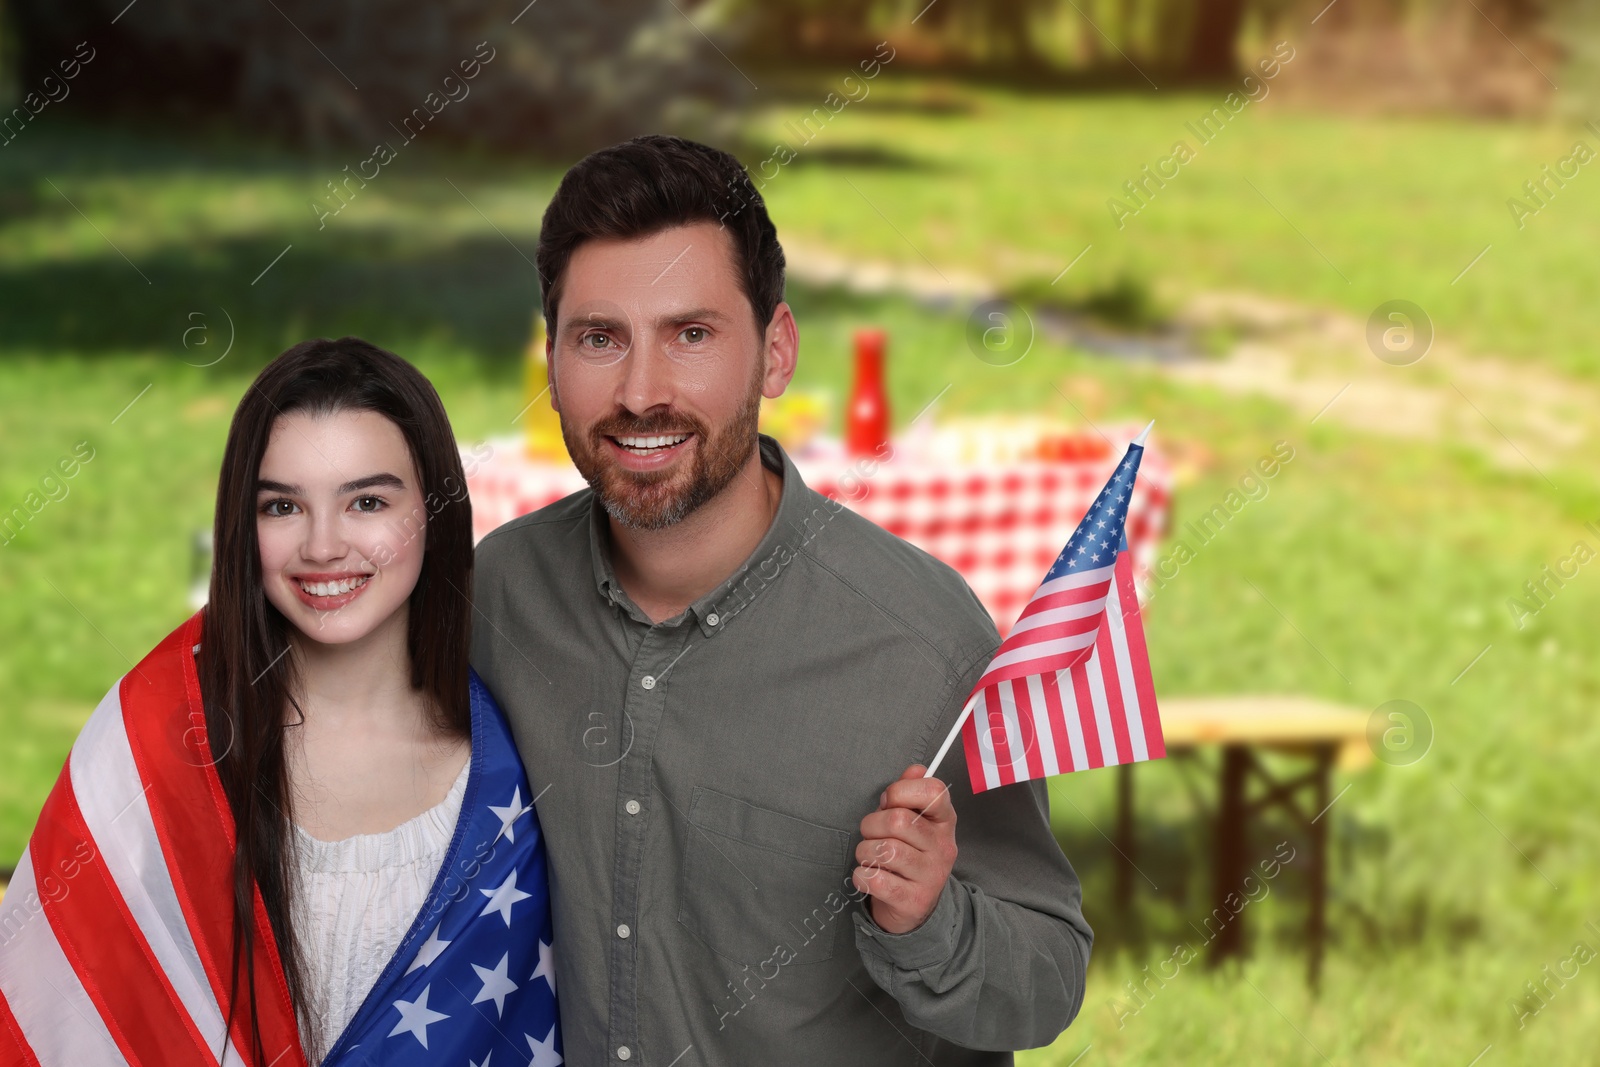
523, 315, 566, 460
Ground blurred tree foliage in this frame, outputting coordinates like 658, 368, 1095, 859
729, 0, 1571, 95
5, 0, 742, 153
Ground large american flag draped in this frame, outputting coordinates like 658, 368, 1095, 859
935, 426, 1165, 793
0, 612, 560, 1067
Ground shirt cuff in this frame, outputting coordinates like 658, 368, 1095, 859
852, 876, 963, 972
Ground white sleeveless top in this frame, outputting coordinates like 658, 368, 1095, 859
288, 759, 470, 1064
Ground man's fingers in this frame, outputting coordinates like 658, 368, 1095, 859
882, 772, 956, 823
859, 806, 938, 849
853, 836, 925, 877
851, 862, 917, 901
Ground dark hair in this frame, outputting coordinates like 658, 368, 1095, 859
535, 134, 787, 340
199, 336, 474, 1064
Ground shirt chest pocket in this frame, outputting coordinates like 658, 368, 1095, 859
677, 786, 855, 967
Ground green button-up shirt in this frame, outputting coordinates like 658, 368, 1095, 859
470, 435, 1092, 1066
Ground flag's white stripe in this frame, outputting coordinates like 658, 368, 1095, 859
0, 846, 132, 1066
975, 689, 1002, 791
1032, 565, 1115, 600
1006, 598, 1108, 637
68, 683, 241, 1066
1105, 579, 1149, 762
1058, 668, 1089, 771
1025, 674, 1060, 777
996, 682, 1031, 783
980, 632, 1098, 677
1085, 646, 1120, 765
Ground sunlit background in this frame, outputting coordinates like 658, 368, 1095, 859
3, 0, 1599, 1062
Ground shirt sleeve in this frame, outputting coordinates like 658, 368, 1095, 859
851, 642, 1095, 1052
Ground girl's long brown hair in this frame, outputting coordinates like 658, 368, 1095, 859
199, 337, 474, 1064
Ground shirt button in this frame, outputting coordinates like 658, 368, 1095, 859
625, 799, 641, 815
617, 1047, 632, 1061
617, 923, 631, 938
706, 612, 720, 626
641, 675, 656, 690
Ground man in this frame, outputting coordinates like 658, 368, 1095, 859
471, 134, 1092, 1066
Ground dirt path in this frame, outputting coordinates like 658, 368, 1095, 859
783, 241, 1593, 483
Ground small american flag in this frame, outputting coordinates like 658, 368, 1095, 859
929, 425, 1165, 792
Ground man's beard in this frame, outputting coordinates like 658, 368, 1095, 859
562, 373, 764, 532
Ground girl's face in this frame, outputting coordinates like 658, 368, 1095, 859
256, 409, 427, 646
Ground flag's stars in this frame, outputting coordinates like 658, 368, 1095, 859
388, 985, 449, 1049
530, 938, 556, 994
472, 952, 520, 1018
525, 1024, 563, 1067
479, 868, 533, 926
405, 925, 450, 974
489, 786, 533, 844
469, 1053, 493, 1067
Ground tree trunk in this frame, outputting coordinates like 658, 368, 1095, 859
1186, 0, 1249, 79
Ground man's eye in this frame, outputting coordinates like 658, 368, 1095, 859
582, 333, 611, 349
680, 326, 708, 344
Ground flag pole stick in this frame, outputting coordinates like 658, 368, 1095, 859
924, 691, 982, 780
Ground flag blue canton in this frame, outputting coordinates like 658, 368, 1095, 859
1046, 441, 1145, 581
324, 670, 560, 1067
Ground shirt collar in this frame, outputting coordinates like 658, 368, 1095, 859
588, 434, 816, 637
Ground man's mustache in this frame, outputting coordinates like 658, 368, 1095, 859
590, 410, 706, 440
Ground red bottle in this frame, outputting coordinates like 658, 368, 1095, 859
847, 328, 890, 457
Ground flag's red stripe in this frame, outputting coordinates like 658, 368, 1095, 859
119, 615, 306, 1067
0, 990, 42, 1067
998, 617, 1102, 648
1039, 670, 1077, 772
974, 617, 1104, 692
35, 759, 219, 1067
1013, 581, 1113, 623
987, 691, 1016, 787
961, 703, 989, 793
1117, 553, 1166, 759
1070, 662, 1105, 769
1013, 679, 1047, 781
1096, 621, 1135, 765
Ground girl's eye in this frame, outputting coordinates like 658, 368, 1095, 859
260, 499, 298, 517
679, 326, 708, 344
353, 496, 386, 513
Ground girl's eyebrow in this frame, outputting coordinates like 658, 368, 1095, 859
256, 473, 406, 495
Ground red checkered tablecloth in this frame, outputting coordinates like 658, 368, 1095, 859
464, 429, 1170, 635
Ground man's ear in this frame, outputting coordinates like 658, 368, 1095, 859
760, 302, 799, 399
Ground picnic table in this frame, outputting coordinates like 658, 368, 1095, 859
1112, 696, 1371, 991
463, 420, 1172, 635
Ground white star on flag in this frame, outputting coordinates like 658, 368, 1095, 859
405, 924, 451, 974
472, 952, 520, 1018
388, 984, 449, 1049
489, 786, 533, 844
469, 1054, 493, 1067
525, 1024, 563, 1067
529, 938, 555, 995
479, 868, 533, 926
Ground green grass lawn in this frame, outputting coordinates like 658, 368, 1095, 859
748, 74, 1600, 380
2, 84, 1598, 1063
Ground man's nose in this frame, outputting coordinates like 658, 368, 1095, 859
617, 343, 675, 415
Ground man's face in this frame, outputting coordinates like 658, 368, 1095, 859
550, 221, 792, 530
